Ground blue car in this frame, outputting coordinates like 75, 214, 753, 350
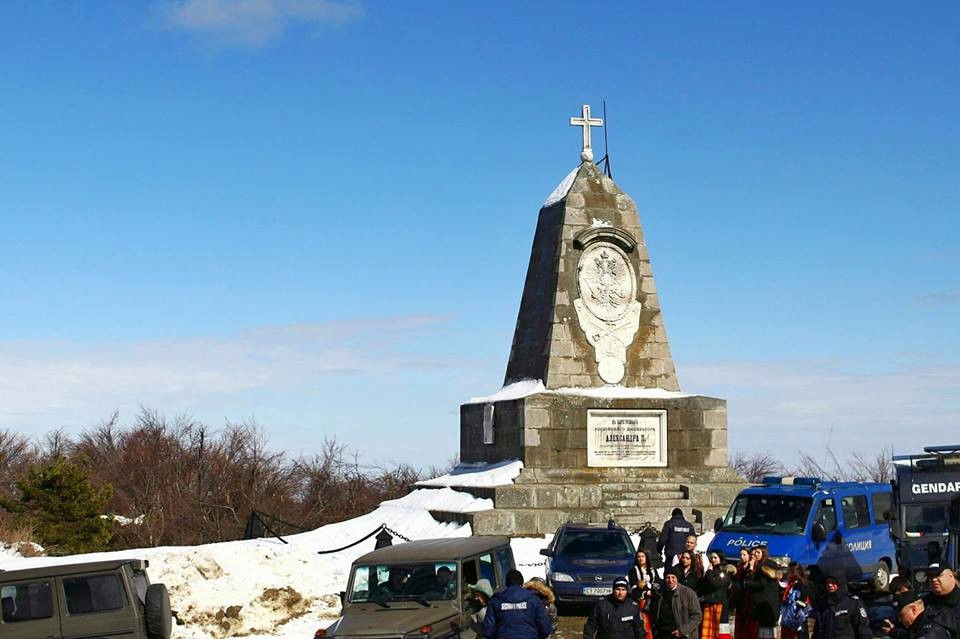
708, 477, 897, 591
541, 522, 636, 605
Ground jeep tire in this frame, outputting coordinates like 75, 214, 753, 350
145, 583, 172, 639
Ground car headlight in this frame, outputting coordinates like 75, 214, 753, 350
770, 556, 791, 568
550, 572, 574, 582
915, 570, 928, 584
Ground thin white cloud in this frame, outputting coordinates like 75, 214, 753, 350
156, 0, 362, 48
682, 357, 960, 461
0, 314, 453, 429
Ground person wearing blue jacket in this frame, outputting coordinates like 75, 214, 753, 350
482, 569, 553, 639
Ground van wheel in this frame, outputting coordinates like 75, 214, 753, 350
145, 583, 173, 639
870, 560, 891, 592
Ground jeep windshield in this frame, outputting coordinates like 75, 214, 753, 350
722, 495, 812, 535
348, 562, 458, 604
556, 530, 632, 557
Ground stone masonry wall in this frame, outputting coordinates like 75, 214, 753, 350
504, 162, 679, 391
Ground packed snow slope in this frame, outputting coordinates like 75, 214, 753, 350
0, 457, 713, 639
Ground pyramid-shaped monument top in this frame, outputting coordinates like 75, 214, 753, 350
504, 112, 679, 391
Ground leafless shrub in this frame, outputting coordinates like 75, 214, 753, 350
730, 450, 785, 483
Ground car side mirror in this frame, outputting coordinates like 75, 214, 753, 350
339, 591, 346, 606
928, 541, 943, 563
539, 548, 553, 557
714, 518, 724, 532
812, 523, 827, 543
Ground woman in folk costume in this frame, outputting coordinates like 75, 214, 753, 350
731, 548, 751, 639
779, 563, 812, 639
698, 551, 731, 639
631, 548, 661, 629
745, 547, 781, 639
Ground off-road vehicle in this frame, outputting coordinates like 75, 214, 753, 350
319, 536, 514, 639
0, 558, 172, 639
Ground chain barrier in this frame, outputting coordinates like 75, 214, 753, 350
316, 523, 411, 555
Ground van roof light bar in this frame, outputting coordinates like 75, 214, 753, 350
761, 476, 821, 486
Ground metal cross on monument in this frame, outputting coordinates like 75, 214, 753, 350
570, 104, 603, 163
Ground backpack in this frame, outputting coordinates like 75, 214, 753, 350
780, 584, 813, 631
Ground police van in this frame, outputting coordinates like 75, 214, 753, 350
889, 445, 960, 590
708, 477, 896, 590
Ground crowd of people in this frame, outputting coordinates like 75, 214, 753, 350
471, 508, 960, 639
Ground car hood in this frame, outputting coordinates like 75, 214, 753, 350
335, 605, 458, 637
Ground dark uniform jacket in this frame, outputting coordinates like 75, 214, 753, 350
906, 610, 953, 639
923, 587, 960, 635
481, 584, 553, 639
584, 595, 649, 639
657, 515, 695, 561
811, 575, 871, 639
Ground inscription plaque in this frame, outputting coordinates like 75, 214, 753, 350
587, 409, 667, 467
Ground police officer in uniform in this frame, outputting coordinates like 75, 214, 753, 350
897, 591, 952, 639
811, 573, 872, 639
584, 577, 649, 639
923, 566, 960, 633
482, 569, 553, 639
658, 509, 695, 564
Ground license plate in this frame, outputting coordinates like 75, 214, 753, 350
582, 586, 612, 596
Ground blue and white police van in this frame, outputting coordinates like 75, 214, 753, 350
708, 477, 897, 590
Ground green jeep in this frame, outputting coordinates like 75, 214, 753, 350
320, 536, 515, 639
0, 558, 172, 639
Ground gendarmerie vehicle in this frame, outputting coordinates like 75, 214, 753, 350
709, 476, 897, 590
0, 558, 171, 639
890, 445, 960, 591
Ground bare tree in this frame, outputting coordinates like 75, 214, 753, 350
730, 450, 784, 483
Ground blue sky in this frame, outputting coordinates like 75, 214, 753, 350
1, 1, 958, 467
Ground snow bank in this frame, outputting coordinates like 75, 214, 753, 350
383, 486, 492, 512
468, 379, 546, 403
0, 489, 473, 639
416, 459, 524, 488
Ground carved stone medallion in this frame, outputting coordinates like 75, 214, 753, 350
574, 241, 642, 384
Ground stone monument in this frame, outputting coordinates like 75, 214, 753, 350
457, 106, 745, 536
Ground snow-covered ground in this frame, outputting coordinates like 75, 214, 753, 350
0, 487, 482, 639
0, 457, 711, 639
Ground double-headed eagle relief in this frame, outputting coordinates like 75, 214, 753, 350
574, 242, 642, 384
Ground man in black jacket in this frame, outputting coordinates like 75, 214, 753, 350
584, 577, 648, 639
811, 573, 871, 639
897, 591, 952, 639
924, 566, 960, 634
658, 509, 695, 564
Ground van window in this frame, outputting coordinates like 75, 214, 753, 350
722, 495, 812, 534
815, 499, 837, 532
0, 581, 53, 622
63, 574, 127, 615
841, 495, 871, 529
495, 547, 514, 586
872, 492, 892, 525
